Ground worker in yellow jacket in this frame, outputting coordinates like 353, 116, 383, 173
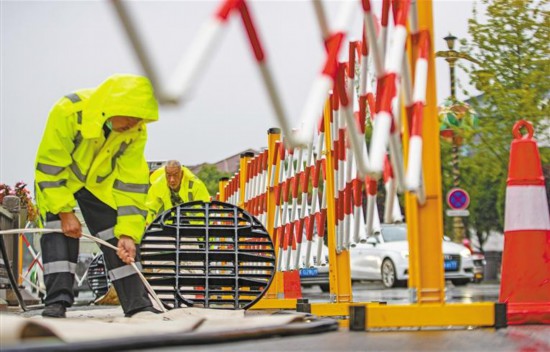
35, 74, 159, 318
146, 160, 210, 224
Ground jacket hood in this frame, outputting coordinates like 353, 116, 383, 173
82, 74, 159, 138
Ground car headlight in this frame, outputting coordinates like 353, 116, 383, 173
460, 248, 472, 258
400, 250, 409, 259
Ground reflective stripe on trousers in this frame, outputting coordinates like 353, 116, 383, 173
108, 262, 142, 281
44, 261, 77, 275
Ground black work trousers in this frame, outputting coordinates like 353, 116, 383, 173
40, 187, 151, 315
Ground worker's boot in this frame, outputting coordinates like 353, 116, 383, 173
42, 302, 67, 318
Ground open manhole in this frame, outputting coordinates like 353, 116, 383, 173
141, 201, 276, 310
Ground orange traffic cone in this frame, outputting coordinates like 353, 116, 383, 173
499, 120, 550, 325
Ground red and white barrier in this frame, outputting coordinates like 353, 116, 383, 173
368, 0, 410, 178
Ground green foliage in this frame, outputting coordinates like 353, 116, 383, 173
456, 0, 550, 248
196, 164, 233, 198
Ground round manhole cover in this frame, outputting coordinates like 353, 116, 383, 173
141, 201, 276, 310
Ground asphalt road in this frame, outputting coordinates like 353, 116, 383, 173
10, 282, 550, 351
167, 282, 550, 352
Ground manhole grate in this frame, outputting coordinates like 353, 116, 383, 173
141, 201, 276, 309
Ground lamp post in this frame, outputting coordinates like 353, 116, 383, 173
436, 34, 479, 242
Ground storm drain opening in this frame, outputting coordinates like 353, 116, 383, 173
141, 201, 276, 310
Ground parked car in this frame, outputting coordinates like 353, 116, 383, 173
471, 252, 486, 283
350, 224, 475, 288
461, 238, 486, 283
298, 240, 330, 292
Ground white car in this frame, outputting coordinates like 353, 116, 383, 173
298, 240, 330, 292
350, 224, 475, 288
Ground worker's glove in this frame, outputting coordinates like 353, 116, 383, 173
117, 235, 136, 265
59, 212, 82, 238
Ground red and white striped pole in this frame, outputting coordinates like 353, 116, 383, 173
288, 147, 304, 270
405, 30, 430, 193
383, 155, 396, 223
383, 155, 403, 223
244, 159, 252, 209
259, 150, 269, 224
305, 157, 323, 266
304, 117, 325, 266
277, 178, 290, 271
294, 0, 357, 146
365, 176, 380, 237
274, 143, 287, 271
368, 0, 410, 179
351, 110, 367, 245
281, 144, 298, 271
379, 0, 391, 65
337, 120, 347, 252
361, 0, 383, 77
294, 139, 314, 269
315, 158, 328, 266
165, 0, 242, 101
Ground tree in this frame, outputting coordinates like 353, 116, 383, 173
196, 164, 233, 198
458, 0, 550, 250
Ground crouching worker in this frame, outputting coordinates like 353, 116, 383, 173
35, 74, 159, 318
146, 160, 210, 224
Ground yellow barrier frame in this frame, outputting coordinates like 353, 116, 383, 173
295, 0, 503, 330
252, 128, 298, 309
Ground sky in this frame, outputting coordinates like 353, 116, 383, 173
0, 0, 483, 189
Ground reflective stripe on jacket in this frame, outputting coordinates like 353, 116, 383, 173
146, 166, 210, 223
35, 74, 159, 243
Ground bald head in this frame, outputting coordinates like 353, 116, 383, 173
166, 160, 181, 169
165, 160, 183, 191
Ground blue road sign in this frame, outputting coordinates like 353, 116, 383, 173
447, 188, 470, 210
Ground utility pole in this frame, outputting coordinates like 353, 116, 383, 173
436, 34, 479, 242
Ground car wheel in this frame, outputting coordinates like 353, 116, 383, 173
381, 259, 398, 288
451, 279, 470, 286
319, 284, 330, 292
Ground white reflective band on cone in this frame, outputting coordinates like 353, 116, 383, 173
505, 186, 550, 231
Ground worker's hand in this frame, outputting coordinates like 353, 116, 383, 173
117, 235, 136, 265
59, 212, 82, 238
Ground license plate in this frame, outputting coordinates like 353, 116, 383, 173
300, 268, 319, 278
444, 260, 458, 271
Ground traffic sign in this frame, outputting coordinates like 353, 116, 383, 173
446, 188, 470, 210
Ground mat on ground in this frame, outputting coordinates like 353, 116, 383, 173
1, 307, 337, 350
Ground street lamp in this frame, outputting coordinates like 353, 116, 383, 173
436, 33, 479, 242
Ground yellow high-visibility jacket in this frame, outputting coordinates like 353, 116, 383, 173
146, 166, 210, 223
34, 74, 159, 243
